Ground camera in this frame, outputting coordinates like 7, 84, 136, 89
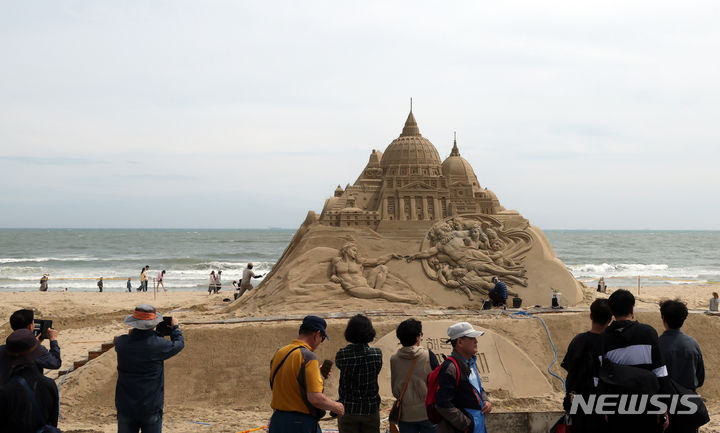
155, 316, 174, 337
33, 319, 52, 340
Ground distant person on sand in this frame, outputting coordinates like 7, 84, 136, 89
335, 314, 382, 432
138, 266, 149, 292
238, 263, 263, 297
269, 315, 344, 433
208, 271, 216, 295
156, 270, 166, 293
488, 276, 507, 307
39, 274, 49, 292
214, 270, 222, 294
126, 278, 132, 293
597, 277, 606, 293
561, 299, 612, 433
97, 277, 103, 293
709, 292, 719, 312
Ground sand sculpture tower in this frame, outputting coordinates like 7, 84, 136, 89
233, 107, 584, 311
319, 110, 504, 238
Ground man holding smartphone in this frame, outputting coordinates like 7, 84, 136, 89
0, 309, 61, 382
115, 304, 184, 433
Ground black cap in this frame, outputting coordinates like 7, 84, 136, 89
301, 315, 329, 341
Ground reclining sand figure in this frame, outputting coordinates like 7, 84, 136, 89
411, 225, 528, 286
432, 258, 519, 300
330, 243, 418, 303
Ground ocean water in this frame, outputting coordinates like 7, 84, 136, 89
0, 229, 718, 292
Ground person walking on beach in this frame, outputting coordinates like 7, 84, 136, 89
39, 274, 49, 292
269, 315, 344, 433
138, 266, 149, 292
658, 299, 707, 433
208, 271, 216, 295
390, 318, 439, 433
115, 304, 184, 433
335, 314, 383, 433
126, 278, 132, 293
214, 270, 222, 294
238, 263, 263, 297
156, 270, 166, 293
561, 299, 612, 433
97, 277, 104, 293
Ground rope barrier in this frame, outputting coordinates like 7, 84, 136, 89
237, 426, 267, 433
579, 276, 720, 284
56, 366, 75, 419
510, 311, 566, 392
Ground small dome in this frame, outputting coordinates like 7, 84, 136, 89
381, 111, 442, 171
441, 139, 480, 186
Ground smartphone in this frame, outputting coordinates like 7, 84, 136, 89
33, 319, 52, 340
320, 359, 333, 379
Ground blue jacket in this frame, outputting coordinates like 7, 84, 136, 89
0, 340, 61, 383
115, 326, 184, 417
490, 281, 507, 300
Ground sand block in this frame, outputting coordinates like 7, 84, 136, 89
374, 320, 553, 398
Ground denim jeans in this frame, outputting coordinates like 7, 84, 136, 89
117, 412, 162, 433
399, 420, 437, 433
268, 411, 321, 433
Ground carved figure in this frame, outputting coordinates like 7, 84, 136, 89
413, 216, 533, 295
330, 243, 418, 303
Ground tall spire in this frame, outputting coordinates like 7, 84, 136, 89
400, 99, 420, 136
450, 131, 460, 156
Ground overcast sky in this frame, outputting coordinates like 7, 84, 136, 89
1, 1, 718, 230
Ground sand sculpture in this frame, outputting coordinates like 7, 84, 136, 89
229, 108, 584, 312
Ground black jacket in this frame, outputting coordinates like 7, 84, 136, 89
115, 326, 184, 417
435, 351, 486, 433
0, 363, 59, 433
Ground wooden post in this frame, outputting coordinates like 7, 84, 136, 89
637, 276, 640, 296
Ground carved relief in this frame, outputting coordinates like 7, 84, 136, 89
408, 215, 533, 299
330, 242, 418, 303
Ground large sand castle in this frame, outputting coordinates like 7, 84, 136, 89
231, 109, 584, 314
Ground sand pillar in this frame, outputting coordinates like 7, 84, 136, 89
434, 197, 441, 219
382, 198, 388, 219
422, 197, 429, 220
399, 197, 405, 220
410, 197, 417, 220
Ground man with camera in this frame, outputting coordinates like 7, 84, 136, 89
115, 304, 184, 433
269, 315, 344, 433
0, 309, 61, 383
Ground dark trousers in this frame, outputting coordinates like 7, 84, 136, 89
269, 411, 320, 433
399, 420, 437, 433
118, 412, 162, 433
489, 291, 506, 306
338, 411, 380, 433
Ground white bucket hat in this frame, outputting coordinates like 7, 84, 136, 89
447, 322, 484, 341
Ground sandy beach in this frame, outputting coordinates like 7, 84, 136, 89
0, 284, 719, 432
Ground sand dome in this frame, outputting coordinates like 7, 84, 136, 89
442, 140, 480, 186
380, 111, 442, 175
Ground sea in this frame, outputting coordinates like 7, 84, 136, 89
0, 229, 718, 292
